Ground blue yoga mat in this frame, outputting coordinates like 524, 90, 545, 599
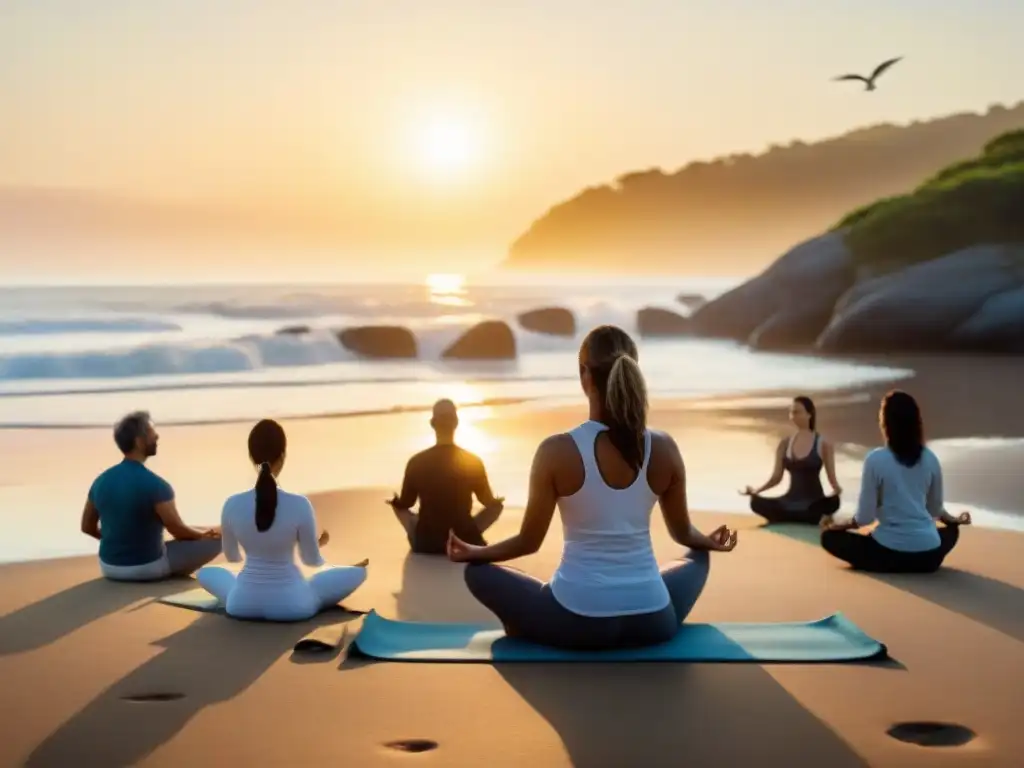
350, 610, 887, 663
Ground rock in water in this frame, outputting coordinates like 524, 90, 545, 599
442, 321, 517, 360
636, 307, 690, 337
338, 326, 418, 359
276, 325, 312, 335
675, 293, 707, 310
518, 307, 576, 336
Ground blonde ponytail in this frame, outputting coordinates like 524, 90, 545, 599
605, 353, 648, 470
579, 324, 648, 470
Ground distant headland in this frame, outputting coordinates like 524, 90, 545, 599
503, 102, 1024, 275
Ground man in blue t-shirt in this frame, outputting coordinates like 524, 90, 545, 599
81, 410, 222, 581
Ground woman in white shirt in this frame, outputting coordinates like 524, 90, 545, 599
447, 325, 738, 651
197, 419, 367, 621
820, 390, 971, 573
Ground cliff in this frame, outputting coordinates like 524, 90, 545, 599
687, 129, 1024, 354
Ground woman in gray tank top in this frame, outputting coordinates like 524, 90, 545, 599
741, 396, 842, 524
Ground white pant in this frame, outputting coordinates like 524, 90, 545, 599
100, 553, 171, 581
197, 565, 367, 622
100, 539, 223, 582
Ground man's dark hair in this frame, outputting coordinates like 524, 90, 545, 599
114, 411, 151, 454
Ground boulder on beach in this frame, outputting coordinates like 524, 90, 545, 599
688, 231, 855, 343
749, 304, 836, 351
951, 285, 1024, 352
517, 307, 576, 336
636, 307, 690, 337
442, 320, 517, 360
337, 325, 418, 359
275, 324, 312, 336
686, 128, 1024, 355
817, 244, 1024, 353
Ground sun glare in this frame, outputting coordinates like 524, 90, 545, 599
411, 383, 498, 457
426, 273, 466, 294
415, 113, 481, 180
426, 272, 469, 307
407, 382, 499, 460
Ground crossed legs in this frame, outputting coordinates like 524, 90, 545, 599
821, 525, 960, 573
750, 495, 841, 525
165, 539, 223, 577
393, 506, 498, 554
197, 565, 367, 619
462, 549, 711, 650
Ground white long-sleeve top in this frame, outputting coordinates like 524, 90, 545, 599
854, 446, 943, 552
219, 488, 326, 617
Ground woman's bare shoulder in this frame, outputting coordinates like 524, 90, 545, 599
648, 429, 683, 459
537, 432, 578, 460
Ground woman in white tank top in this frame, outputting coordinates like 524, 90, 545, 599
447, 325, 739, 651
196, 419, 367, 621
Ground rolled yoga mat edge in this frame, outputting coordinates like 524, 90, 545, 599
348, 609, 888, 663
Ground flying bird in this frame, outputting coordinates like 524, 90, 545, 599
833, 57, 902, 91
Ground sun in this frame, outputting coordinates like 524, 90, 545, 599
415, 114, 481, 180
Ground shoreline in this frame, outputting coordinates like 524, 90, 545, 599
3, 351, 1024, 565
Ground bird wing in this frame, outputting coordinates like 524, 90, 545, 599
833, 74, 869, 83
871, 57, 902, 80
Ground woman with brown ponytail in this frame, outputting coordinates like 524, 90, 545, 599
447, 325, 738, 651
196, 419, 367, 621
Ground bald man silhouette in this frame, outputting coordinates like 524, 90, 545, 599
388, 399, 505, 555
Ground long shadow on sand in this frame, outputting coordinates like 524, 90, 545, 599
0, 577, 193, 656
340, 650, 887, 766
24, 608, 361, 768
393, 552, 489, 623
343, 551, 895, 767
495, 663, 872, 768
765, 524, 1024, 643
869, 569, 1024, 643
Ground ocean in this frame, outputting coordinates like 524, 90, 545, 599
0, 277, 911, 428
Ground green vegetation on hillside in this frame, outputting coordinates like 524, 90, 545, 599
837, 129, 1024, 274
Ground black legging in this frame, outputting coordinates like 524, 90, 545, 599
463, 550, 711, 651
821, 524, 960, 573
750, 494, 840, 525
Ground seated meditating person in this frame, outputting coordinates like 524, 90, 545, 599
82, 410, 222, 581
447, 325, 738, 652
740, 396, 843, 524
820, 390, 971, 573
387, 399, 505, 555
197, 419, 367, 621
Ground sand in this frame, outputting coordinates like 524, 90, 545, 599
2, 356, 1024, 766
1, 489, 1022, 767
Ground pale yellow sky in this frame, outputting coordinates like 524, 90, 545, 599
1, 0, 1021, 269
